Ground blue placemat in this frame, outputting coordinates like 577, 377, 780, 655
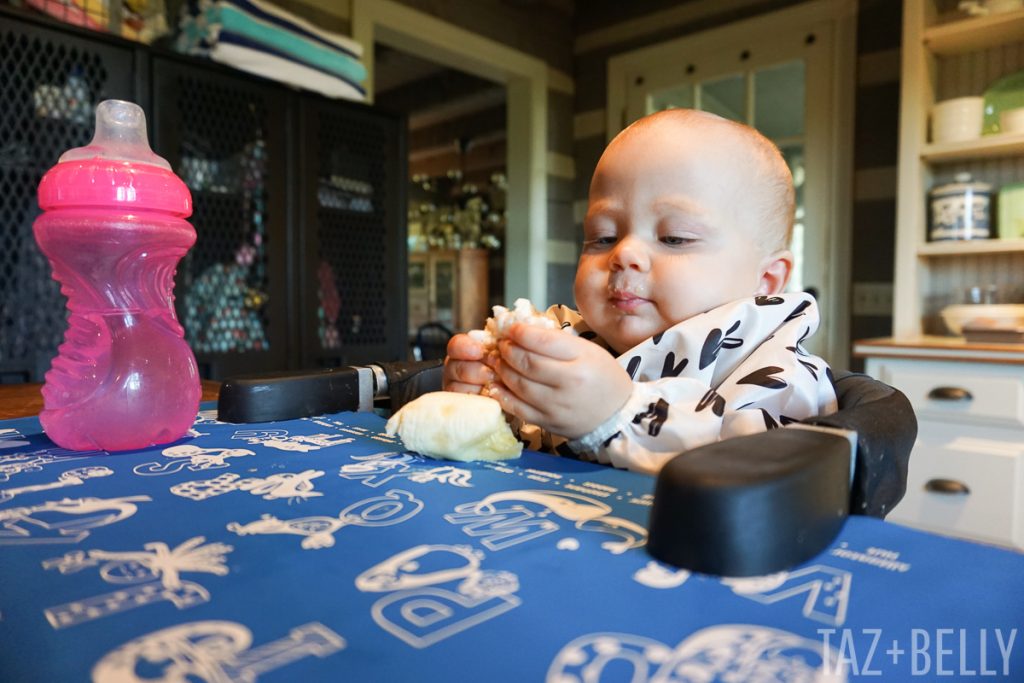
1, 407, 1022, 681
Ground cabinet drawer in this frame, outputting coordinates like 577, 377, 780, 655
873, 359, 1024, 428
888, 420, 1023, 548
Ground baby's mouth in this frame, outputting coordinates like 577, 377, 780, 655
609, 289, 651, 312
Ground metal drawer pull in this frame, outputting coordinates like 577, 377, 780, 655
927, 386, 973, 401
924, 478, 970, 495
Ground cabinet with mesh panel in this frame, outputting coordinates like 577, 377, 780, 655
297, 95, 406, 368
151, 55, 291, 379
1, 7, 407, 382
0, 12, 135, 382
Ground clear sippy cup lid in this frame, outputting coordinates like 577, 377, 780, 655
59, 100, 171, 170
38, 99, 191, 216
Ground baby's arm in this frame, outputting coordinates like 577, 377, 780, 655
490, 323, 633, 439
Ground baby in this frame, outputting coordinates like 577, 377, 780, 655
444, 108, 838, 474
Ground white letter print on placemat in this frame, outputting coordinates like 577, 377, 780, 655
171, 470, 324, 503
339, 452, 474, 489
134, 445, 255, 476
0, 466, 112, 503
355, 544, 520, 649
91, 620, 346, 683
0, 447, 96, 482
445, 490, 647, 554
546, 625, 846, 683
232, 429, 355, 453
722, 565, 852, 627
0, 495, 151, 545
227, 489, 424, 549
41, 536, 233, 629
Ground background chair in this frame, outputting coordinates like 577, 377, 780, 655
411, 322, 454, 362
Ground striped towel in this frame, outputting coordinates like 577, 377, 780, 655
177, 0, 366, 101
212, 33, 365, 101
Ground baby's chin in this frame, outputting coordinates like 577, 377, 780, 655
600, 319, 663, 354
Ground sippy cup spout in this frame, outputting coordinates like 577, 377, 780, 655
59, 99, 171, 170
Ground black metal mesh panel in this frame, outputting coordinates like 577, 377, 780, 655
315, 108, 393, 354
0, 21, 131, 382
174, 77, 272, 356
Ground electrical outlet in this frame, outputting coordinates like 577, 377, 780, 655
852, 282, 894, 316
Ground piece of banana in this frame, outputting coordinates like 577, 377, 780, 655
385, 392, 523, 462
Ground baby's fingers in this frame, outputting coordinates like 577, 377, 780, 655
444, 359, 496, 388
447, 333, 485, 361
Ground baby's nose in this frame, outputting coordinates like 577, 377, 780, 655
610, 236, 651, 271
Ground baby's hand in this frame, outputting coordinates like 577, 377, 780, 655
443, 333, 497, 394
491, 323, 632, 439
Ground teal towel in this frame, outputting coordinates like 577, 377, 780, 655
210, 2, 367, 84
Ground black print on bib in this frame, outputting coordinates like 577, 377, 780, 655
660, 352, 689, 378
696, 389, 725, 417
625, 356, 642, 380
699, 320, 743, 370
555, 442, 581, 459
632, 399, 670, 437
755, 295, 785, 306
787, 328, 819, 379
652, 331, 664, 345
760, 409, 779, 429
785, 300, 812, 322
737, 366, 788, 390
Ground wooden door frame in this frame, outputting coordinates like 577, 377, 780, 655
352, 0, 549, 306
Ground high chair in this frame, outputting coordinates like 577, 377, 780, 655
217, 360, 916, 576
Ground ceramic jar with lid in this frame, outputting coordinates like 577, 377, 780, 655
928, 173, 992, 241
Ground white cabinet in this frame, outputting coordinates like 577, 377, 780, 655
859, 349, 1024, 549
894, 0, 1024, 338
855, 2, 1024, 548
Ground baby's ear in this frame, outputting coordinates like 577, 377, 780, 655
755, 249, 793, 295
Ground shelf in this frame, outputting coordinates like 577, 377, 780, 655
917, 238, 1024, 256
921, 132, 1024, 161
924, 9, 1024, 55
853, 335, 1024, 363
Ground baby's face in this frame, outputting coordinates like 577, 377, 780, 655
575, 119, 776, 353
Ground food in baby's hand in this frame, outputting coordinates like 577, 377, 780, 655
385, 391, 523, 462
467, 298, 560, 350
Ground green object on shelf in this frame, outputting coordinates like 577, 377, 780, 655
982, 69, 1024, 134
998, 181, 1024, 238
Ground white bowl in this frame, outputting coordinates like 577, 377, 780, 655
940, 303, 1024, 335
932, 97, 984, 143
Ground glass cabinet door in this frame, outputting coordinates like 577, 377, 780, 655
152, 57, 290, 379
298, 96, 406, 368
0, 15, 133, 382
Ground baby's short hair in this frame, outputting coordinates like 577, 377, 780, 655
618, 109, 796, 254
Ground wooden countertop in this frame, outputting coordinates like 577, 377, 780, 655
853, 336, 1024, 364
0, 381, 221, 420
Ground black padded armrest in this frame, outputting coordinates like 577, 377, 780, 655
647, 427, 851, 576
802, 371, 917, 518
217, 360, 442, 423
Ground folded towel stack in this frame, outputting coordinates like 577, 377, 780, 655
177, 0, 366, 102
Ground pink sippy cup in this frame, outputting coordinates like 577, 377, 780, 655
34, 99, 200, 451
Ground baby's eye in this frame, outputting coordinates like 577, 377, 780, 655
583, 235, 617, 248
660, 235, 696, 246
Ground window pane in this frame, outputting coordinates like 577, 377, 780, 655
779, 144, 806, 293
648, 84, 694, 113
699, 73, 745, 122
754, 61, 805, 139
